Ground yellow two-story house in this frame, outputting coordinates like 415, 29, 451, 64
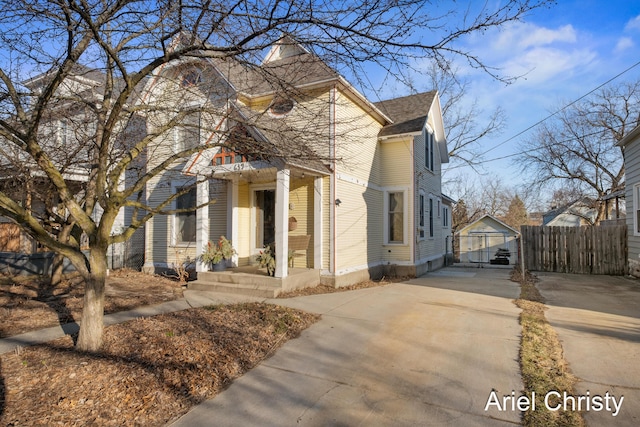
140, 37, 451, 292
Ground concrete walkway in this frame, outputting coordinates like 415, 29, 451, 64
537, 273, 640, 426
170, 267, 523, 426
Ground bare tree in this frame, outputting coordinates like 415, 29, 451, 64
0, 0, 554, 351
517, 80, 640, 224
424, 61, 506, 169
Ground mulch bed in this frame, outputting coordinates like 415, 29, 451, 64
0, 270, 183, 338
1, 303, 318, 426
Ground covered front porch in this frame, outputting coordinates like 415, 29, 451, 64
188, 158, 328, 295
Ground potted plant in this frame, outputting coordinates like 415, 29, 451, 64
255, 242, 296, 277
256, 242, 276, 276
201, 236, 236, 271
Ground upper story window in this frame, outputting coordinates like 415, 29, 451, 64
269, 96, 295, 116
212, 147, 247, 166
425, 130, 435, 171
57, 119, 71, 146
175, 112, 200, 153
181, 69, 202, 87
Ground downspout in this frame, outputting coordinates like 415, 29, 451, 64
411, 137, 415, 266
330, 85, 337, 275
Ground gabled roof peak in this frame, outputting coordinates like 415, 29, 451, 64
262, 36, 310, 64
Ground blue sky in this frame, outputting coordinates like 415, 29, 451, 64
405, 1, 640, 200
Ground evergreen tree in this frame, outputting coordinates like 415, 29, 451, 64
503, 195, 528, 230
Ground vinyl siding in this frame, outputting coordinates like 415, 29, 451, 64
625, 139, 640, 261
413, 122, 447, 264
323, 176, 331, 270
380, 139, 413, 262
208, 179, 228, 242
334, 91, 382, 184
237, 181, 251, 266
334, 179, 384, 272
288, 176, 315, 267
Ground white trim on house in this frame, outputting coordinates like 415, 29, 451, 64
249, 182, 276, 254
634, 183, 640, 236
314, 177, 323, 269
383, 186, 409, 245
170, 180, 197, 247
418, 190, 426, 241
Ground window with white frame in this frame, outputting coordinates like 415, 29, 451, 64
425, 130, 435, 171
175, 112, 201, 153
443, 206, 449, 227
57, 119, 71, 146
437, 199, 441, 217
419, 193, 425, 239
635, 183, 640, 235
387, 191, 405, 244
429, 197, 434, 238
175, 186, 197, 244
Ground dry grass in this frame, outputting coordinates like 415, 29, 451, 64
277, 278, 393, 298
1, 303, 318, 426
512, 266, 584, 427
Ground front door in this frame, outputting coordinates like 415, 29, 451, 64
254, 189, 276, 249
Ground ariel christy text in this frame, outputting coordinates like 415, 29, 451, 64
484, 390, 624, 417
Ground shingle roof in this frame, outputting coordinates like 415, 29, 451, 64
209, 38, 338, 97
374, 91, 436, 137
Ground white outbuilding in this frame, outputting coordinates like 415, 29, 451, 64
456, 214, 520, 265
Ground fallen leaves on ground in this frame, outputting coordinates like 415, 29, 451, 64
277, 278, 392, 298
0, 270, 183, 338
1, 303, 318, 426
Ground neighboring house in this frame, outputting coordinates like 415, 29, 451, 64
617, 125, 640, 276
542, 199, 597, 227
140, 37, 451, 287
456, 214, 519, 265
0, 65, 145, 269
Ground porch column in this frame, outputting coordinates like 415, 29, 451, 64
313, 176, 323, 269
275, 168, 290, 278
227, 179, 239, 267
195, 177, 210, 272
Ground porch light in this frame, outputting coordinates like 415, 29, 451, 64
335, 199, 342, 206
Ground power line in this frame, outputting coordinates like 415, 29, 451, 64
478, 58, 640, 158
445, 129, 616, 171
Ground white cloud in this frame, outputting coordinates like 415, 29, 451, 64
458, 22, 595, 85
615, 37, 634, 53
625, 15, 640, 32
492, 23, 577, 53
500, 47, 596, 85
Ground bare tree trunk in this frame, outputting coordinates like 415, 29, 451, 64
50, 253, 65, 286
76, 250, 108, 351
49, 225, 74, 286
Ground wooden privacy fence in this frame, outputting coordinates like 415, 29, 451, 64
520, 225, 627, 275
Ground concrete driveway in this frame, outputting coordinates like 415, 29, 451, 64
537, 273, 640, 426
171, 267, 522, 426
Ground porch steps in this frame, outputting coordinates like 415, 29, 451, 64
188, 280, 281, 298
188, 268, 320, 298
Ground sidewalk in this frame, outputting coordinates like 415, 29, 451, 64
0, 291, 263, 354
